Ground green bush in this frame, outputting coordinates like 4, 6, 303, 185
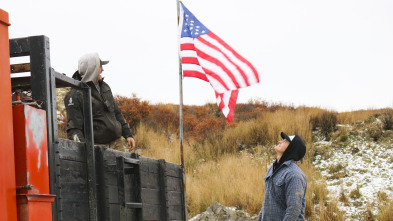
350, 186, 362, 199
337, 134, 348, 142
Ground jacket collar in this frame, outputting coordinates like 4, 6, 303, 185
264, 160, 293, 180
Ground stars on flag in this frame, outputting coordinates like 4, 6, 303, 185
182, 7, 210, 38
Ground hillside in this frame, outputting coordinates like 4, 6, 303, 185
188, 112, 393, 221
55, 90, 393, 220
313, 113, 393, 220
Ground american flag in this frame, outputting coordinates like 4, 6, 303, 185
179, 2, 259, 122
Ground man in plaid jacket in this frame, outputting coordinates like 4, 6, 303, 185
258, 132, 307, 221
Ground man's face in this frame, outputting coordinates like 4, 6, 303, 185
98, 65, 104, 82
274, 139, 290, 155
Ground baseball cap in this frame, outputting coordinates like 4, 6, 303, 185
100, 59, 109, 66
281, 132, 295, 142
280, 131, 306, 161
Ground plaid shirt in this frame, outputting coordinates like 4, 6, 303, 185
258, 160, 307, 221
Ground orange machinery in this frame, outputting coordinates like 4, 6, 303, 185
0, 8, 18, 221
0, 8, 55, 221
13, 104, 55, 221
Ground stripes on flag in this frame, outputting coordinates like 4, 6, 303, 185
179, 2, 259, 122
215, 90, 239, 123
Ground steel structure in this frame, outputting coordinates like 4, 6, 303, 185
10, 35, 97, 220
1, 6, 188, 215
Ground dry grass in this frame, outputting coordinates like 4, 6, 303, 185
186, 152, 267, 217
221, 109, 314, 153
377, 201, 393, 221
376, 191, 393, 221
134, 122, 182, 164
337, 108, 393, 125
136, 108, 346, 219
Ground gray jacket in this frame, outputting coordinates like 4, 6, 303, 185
258, 160, 307, 221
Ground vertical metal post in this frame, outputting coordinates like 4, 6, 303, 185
29, 36, 59, 221
82, 83, 98, 221
177, 1, 188, 220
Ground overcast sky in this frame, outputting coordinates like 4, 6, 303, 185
3, 0, 393, 112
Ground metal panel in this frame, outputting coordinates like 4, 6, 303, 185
159, 159, 169, 221
11, 63, 30, 73
12, 104, 56, 221
54, 70, 82, 89
57, 139, 89, 221
56, 141, 185, 221
10, 76, 32, 90
13, 105, 50, 194
9, 37, 30, 57
116, 156, 143, 221
0, 9, 17, 220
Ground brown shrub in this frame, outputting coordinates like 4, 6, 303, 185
114, 94, 152, 132
234, 99, 295, 122
310, 111, 338, 139
380, 112, 393, 130
189, 118, 227, 143
150, 104, 179, 134
183, 113, 199, 134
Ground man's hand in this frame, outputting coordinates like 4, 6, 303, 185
127, 137, 135, 152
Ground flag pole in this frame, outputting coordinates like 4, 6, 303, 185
177, 0, 188, 220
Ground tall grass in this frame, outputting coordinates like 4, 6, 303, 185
187, 152, 267, 217
136, 108, 346, 219
220, 109, 313, 154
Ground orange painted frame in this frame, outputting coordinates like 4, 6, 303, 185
0, 8, 18, 221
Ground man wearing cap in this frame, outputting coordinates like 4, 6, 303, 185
64, 52, 135, 152
257, 132, 307, 221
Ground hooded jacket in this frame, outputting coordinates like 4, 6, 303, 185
79, 53, 101, 90
64, 53, 133, 144
273, 133, 306, 172
258, 133, 307, 221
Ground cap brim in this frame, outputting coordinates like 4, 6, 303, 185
281, 132, 291, 142
100, 60, 109, 65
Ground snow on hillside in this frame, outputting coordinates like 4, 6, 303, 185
313, 120, 393, 219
